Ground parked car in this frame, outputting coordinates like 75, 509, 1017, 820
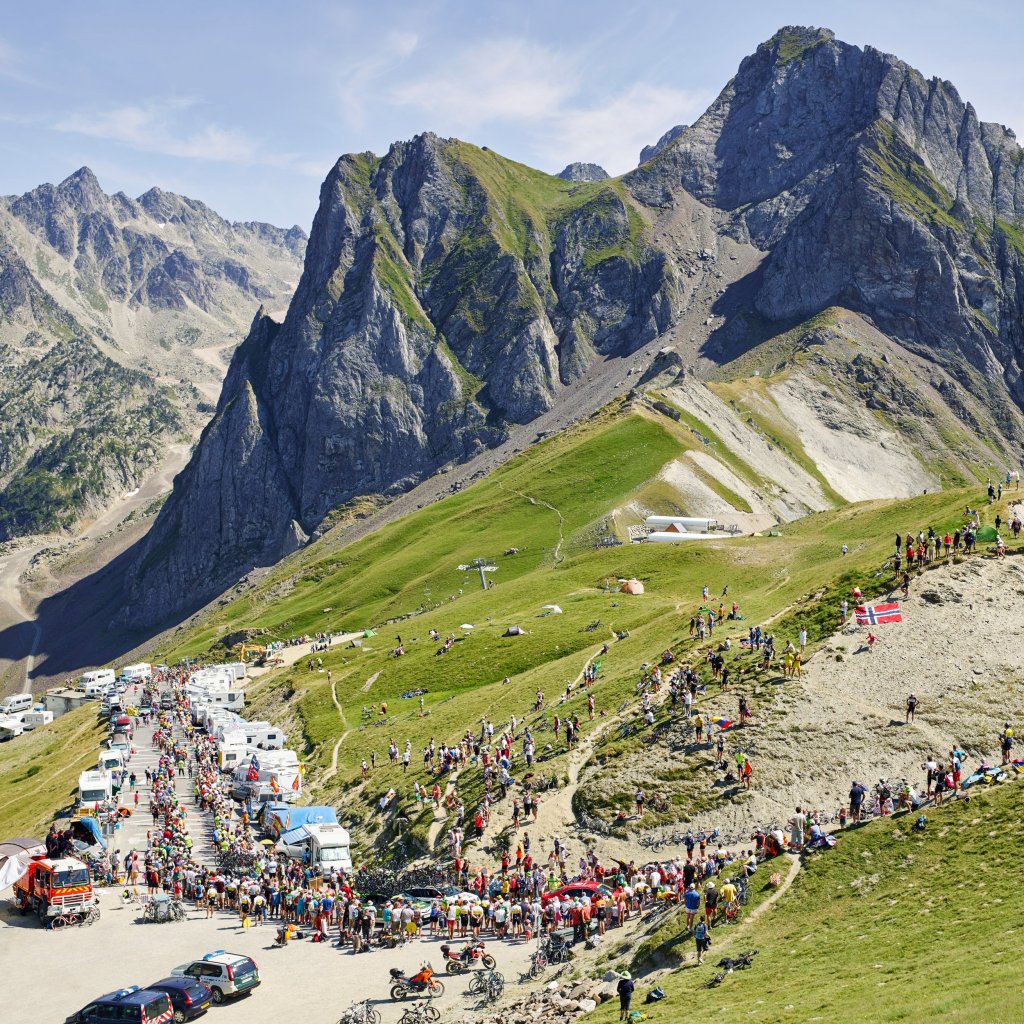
170, 951, 260, 1003
65, 987, 172, 1024
147, 977, 213, 1022
541, 881, 612, 905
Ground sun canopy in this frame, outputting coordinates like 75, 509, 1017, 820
0, 837, 45, 891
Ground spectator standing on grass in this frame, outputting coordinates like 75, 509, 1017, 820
906, 693, 918, 724
694, 918, 711, 963
789, 807, 807, 850
617, 972, 635, 1021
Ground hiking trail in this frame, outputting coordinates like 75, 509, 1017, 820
498, 482, 566, 564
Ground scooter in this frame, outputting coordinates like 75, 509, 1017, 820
440, 941, 497, 974
389, 963, 445, 1001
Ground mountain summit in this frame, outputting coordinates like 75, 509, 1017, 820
123, 26, 1024, 626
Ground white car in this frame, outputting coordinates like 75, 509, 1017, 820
170, 951, 260, 1004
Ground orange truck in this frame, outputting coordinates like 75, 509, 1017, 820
14, 856, 94, 923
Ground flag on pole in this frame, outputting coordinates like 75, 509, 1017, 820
270, 775, 280, 794
292, 773, 301, 792
246, 754, 261, 782
855, 602, 903, 625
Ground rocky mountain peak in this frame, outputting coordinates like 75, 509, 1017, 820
639, 125, 687, 165
57, 166, 107, 210
556, 162, 610, 182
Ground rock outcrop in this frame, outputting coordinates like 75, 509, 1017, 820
638, 124, 687, 164
557, 162, 610, 182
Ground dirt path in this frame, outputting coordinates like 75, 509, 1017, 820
319, 677, 351, 785
497, 483, 566, 565
744, 853, 801, 925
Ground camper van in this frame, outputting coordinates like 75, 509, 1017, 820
98, 749, 124, 774
78, 770, 113, 807
80, 670, 117, 698
1, 693, 32, 715
22, 710, 53, 730
119, 664, 152, 685
278, 822, 352, 871
231, 750, 301, 803
244, 721, 287, 749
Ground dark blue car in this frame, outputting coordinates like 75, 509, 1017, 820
146, 978, 214, 1022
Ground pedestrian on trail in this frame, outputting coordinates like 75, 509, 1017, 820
694, 918, 711, 963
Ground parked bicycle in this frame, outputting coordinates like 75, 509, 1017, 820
338, 999, 382, 1024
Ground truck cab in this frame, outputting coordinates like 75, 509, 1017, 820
15, 856, 94, 921
78, 770, 113, 808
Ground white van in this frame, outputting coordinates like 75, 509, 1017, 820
78, 770, 112, 806
1, 694, 32, 715
80, 670, 117, 697
99, 749, 124, 774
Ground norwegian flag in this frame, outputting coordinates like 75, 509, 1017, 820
855, 601, 903, 625
246, 754, 261, 781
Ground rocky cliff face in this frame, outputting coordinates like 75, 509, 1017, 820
0, 169, 306, 539
638, 125, 687, 164
557, 163, 610, 182
124, 137, 678, 623
628, 26, 1024, 430
124, 26, 1024, 626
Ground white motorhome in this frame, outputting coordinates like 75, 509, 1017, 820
231, 749, 301, 803
78, 770, 112, 806
80, 670, 116, 697
279, 822, 352, 871
244, 721, 287, 749
119, 663, 152, 684
22, 710, 53, 730
1, 694, 32, 715
98, 749, 124, 774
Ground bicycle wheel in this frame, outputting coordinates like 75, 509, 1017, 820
422, 1008, 440, 1023
369, 1010, 382, 1024
469, 975, 485, 995
50, 915, 69, 929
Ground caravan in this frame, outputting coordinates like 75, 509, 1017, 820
119, 663, 152, 685
231, 750, 301, 803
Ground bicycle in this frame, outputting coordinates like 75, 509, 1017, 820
469, 969, 504, 997
338, 999, 382, 1024
717, 949, 758, 971
528, 949, 548, 978
398, 1003, 439, 1024
705, 972, 726, 988
49, 911, 83, 929
82, 902, 101, 926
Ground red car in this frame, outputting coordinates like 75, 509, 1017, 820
541, 881, 612, 905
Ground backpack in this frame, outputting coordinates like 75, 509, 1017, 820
914, 815, 927, 831
645, 987, 666, 1004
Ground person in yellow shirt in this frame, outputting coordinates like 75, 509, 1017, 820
720, 879, 738, 920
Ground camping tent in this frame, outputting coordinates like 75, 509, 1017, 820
503, 625, 524, 636
619, 579, 645, 595
976, 525, 998, 542
362, 629, 377, 638
542, 605, 563, 614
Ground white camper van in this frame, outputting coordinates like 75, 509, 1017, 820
1, 694, 32, 715
22, 710, 53, 730
80, 670, 117, 698
119, 663, 152, 685
78, 770, 113, 807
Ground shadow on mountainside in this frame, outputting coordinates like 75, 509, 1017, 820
0, 538, 213, 685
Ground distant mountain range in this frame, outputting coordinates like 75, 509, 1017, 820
0, 168, 305, 538
71, 27, 1024, 627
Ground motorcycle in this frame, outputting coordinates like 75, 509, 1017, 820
389, 963, 445, 1001
440, 941, 497, 974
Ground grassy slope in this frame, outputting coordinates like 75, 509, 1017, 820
592, 779, 1024, 1024
0, 703, 105, 836
140, 400, 1007, 864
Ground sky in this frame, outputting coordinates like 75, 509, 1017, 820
1, 0, 1022, 228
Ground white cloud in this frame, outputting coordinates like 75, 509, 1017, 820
390, 38, 578, 128
386, 36, 708, 174
55, 99, 258, 162
339, 30, 421, 131
0, 33, 35, 84
53, 98, 326, 177
544, 83, 710, 175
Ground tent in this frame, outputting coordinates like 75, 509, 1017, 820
619, 579, 645, 595
976, 525, 998, 542
542, 604, 563, 614
0, 837, 45, 891
503, 625, 524, 636
460, 624, 475, 630
362, 629, 377, 638
70, 816, 106, 850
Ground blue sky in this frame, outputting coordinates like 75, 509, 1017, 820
1, 0, 1021, 227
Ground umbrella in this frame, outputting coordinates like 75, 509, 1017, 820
258, 838, 275, 845
460, 624, 475, 630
